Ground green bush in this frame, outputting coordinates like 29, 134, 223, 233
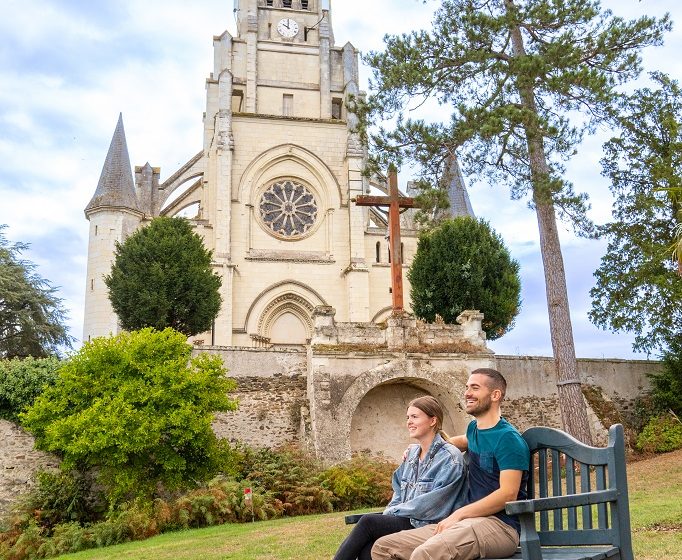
321, 453, 396, 511
0, 357, 59, 422
21, 328, 238, 506
636, 413, 682, 453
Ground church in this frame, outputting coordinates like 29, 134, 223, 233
77, 0, 655, 463
82, 0, 474, 348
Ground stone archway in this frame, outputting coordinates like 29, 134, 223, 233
350, 378, 466, 462
309, 356, 486, 462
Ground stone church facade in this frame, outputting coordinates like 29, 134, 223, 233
83, 0, 475, 348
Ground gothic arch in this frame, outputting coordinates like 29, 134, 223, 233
236, 144, 343, 207
243, 280, 328, 338
259, 294, 315, 343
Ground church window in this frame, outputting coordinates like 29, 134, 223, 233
388, 247, 391, 263
283, 0, 292, 7
259, 180, 318, 238
232, 90, 244, 112
90, 278, 94, 291
331, 97, 343, 119
95, 225, 98, 236
266, 0, 273, 5
283, 94, 294, 116
375, 241, 381, 263
301, 0, 309, 9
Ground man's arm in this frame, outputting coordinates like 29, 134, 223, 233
433, 470, 522, 533
447, 434, 468, 452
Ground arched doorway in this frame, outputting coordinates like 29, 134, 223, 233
349, 379, 468, 462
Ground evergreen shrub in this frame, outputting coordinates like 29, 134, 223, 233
20, 328, 238, 506
408, 217, 521, 339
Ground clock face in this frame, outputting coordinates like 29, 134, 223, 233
277, 18, 299, 38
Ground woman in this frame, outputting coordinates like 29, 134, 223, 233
333, 395, 467, 560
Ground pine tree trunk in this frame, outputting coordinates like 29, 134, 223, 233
506, 0, 593, 444
533, 198, 593, 445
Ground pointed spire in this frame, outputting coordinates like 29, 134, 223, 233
85, 113, 141, 216
444, 154, 474, 218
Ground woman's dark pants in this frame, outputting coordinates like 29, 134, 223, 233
333, 513, 413, 560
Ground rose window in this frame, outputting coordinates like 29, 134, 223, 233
259, 180, 318, 238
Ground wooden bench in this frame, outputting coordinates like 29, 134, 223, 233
499, 423, 633, 560
345, 424, 633, 560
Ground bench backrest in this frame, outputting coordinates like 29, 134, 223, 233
521, 424, 633, 560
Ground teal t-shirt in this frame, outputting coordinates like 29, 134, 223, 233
466, 417, 529, 533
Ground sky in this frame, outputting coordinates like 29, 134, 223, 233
0, 0, 680, 360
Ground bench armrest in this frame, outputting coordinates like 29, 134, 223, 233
344, 513, 366, 525
506, 489, 617, 516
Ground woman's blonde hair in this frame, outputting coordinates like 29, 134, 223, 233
408, 395, 450, 440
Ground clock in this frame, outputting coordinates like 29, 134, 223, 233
277, 18, 299, 38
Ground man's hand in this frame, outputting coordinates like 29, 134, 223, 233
434, 510, 463, 534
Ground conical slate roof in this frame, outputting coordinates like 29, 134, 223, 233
445, 155, 474, 218
85, 114, 140, 215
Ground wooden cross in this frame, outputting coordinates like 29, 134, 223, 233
354, 165, 417, 313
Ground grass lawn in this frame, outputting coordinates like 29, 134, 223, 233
55, 450, 682, 560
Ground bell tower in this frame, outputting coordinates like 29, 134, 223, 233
199, 0, 370, 346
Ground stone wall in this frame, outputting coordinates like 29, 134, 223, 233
311, 307, 488, 352
199, 346, 309, 448
495, 355, 660, 434
0, 420, 59, 515
0, 348, 662, 515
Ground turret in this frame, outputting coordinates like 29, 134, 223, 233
444, 154, 475, 218
83, 114, 143, 342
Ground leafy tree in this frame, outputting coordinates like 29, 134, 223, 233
590, 73, 682, 354
0, 356, 60, 422
357, 0, 669, 442
408, 217, 521, 339
0, 225, 72, 358
105, 217, 222, 337
21, 328, 238, 506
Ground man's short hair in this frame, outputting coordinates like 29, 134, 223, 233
471, 368, 507, 399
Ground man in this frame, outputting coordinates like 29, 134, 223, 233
372, 368, 530, 560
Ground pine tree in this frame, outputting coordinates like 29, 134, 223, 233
0, 225, 72, 358
359, 0, 670, 442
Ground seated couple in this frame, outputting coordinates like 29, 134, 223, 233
333, 368, 530, 560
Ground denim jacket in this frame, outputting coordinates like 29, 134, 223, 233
383, 433, 467, 528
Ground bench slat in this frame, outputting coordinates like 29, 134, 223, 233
566, 455, 578, 530
580, 462, 593, 529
